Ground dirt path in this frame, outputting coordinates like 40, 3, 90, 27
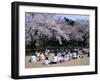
25, 54, 89, 68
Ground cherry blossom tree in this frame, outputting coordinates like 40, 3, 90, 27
25, 12, 89, 49
25, 13, 70, 49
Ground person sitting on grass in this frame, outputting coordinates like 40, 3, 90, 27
36, 51, 40, 61
72, 51, 77, 59
45, 49, 48, 56
43, 57, 49, 65
39, 51, 45, 63
79, 48, 84, 58
49, 51, 58, 64
29, 52, 37, 63
63, 52, 69, 61
58, 54, 63, 63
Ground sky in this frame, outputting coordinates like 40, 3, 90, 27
55, 14, 89, 21
26, 12, 89, 21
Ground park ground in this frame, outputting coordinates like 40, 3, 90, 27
25, 53, 89, 68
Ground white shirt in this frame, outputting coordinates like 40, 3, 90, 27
73, 52, 77, 57
44, 60, 49, 65
31, 55, 37, 63
45, 52, 48, 55
37, 53, 40, 57
47, 50, 50, 52
58, 56, 63, 61
53, 56, 58, 62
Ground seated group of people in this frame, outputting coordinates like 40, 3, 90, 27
29, 48, 87, 65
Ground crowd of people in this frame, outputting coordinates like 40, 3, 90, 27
29, 48, 89, 65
